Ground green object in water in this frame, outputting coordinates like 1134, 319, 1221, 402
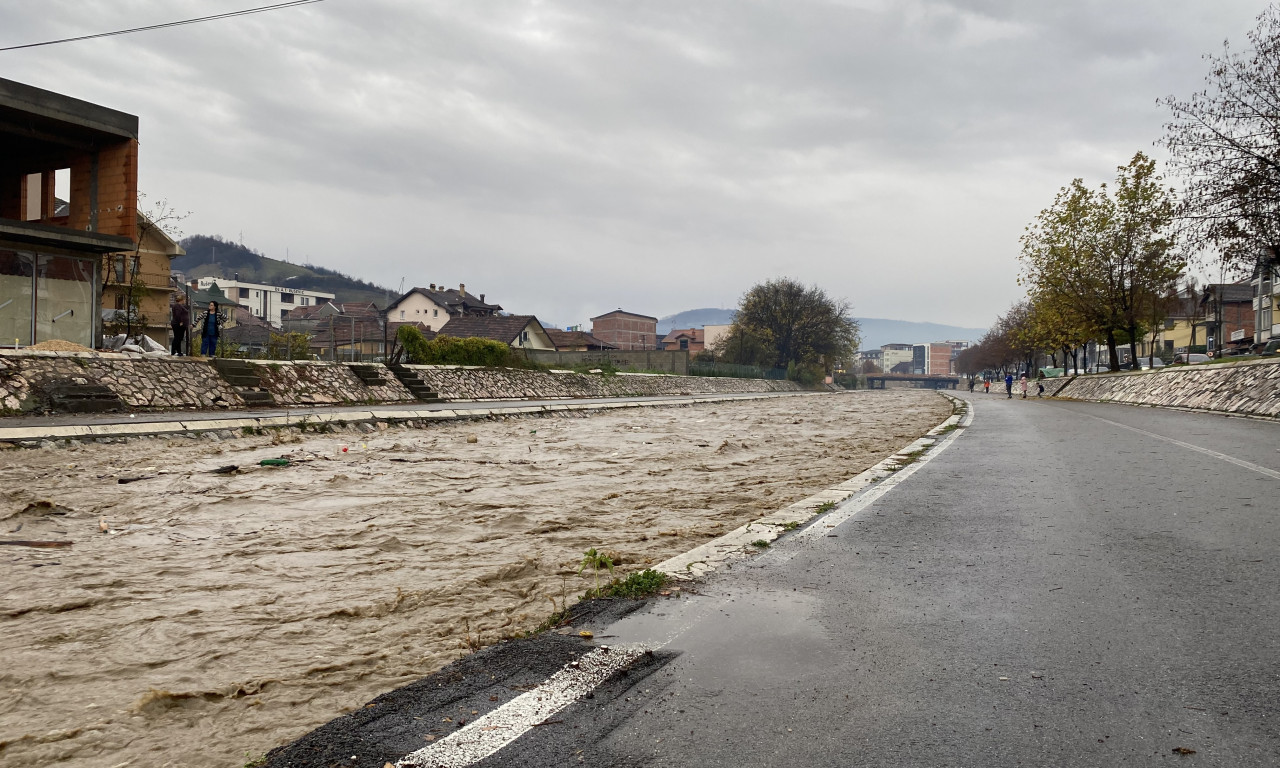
259, 458, 290, 467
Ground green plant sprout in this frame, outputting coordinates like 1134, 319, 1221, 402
579, 548, 615, 597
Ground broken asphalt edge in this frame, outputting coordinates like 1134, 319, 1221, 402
654, 391, 971, 581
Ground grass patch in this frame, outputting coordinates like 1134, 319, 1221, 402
779, 521, 802, 531
243, 753, 267, 768
750, 539, 770, 549
937, 423, 961, 434
814, 501, 837, 514
597, 569, 668, 599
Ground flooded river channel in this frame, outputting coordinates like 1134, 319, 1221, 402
0, 390, 949, 767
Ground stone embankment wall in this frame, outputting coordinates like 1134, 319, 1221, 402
406, 366, 800, 400
0, 351, 801, 415
249, 361, 415, 405
0, 352, 242, 412
1055, 359, 1280, 418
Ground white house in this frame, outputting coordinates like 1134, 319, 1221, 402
194, 278, 334, 328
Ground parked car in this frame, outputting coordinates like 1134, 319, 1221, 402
1253, 339, 1280, 356
1120, 357, 1165, 370
1173, 353, 1211, 364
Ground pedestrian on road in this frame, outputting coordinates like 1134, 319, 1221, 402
1004, 373, 1013, 398
968, 376, 975, 393
1037, 374, 1046, 398
170, 294, 189, 356
983, 378, 990, 394
197, 301, 223, 357
1019, 374, 1029, 399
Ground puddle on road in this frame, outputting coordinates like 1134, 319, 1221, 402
0, 390, 946, 768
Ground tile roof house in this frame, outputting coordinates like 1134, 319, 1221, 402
437, 314, 555, 350
662, 328, 705, 352
387, 283, 502, 332
545, 329, 617, 351
310, 319, 433, 361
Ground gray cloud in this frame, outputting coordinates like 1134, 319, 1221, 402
1, 0, 1268, 330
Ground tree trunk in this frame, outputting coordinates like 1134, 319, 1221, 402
1127, 325, 1140, 371
1106, 330, 1120, 371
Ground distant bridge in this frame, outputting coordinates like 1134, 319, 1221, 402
866, 374, 960, 390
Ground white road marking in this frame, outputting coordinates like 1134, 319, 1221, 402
396, 646, 645, 768
1080, 412, 1280, 481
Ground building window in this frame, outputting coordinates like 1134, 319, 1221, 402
433, 309, 438, 317
680, 338, 689, 350
400, 310, 405, 320
239, 287, 250, 299
280, 293, 294, 304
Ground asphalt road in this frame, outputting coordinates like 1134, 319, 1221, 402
266, 393, 1280, 768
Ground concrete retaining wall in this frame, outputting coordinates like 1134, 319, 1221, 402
1054, 359, 1280, 418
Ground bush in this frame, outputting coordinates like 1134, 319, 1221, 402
598, 569, 668, 599
396, 326, 539, 368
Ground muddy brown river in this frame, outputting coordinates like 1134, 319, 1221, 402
0, 390, 949, 767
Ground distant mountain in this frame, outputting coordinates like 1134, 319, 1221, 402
658, 307, 986, 349
657, 308, 735, 333
853, 318, 987, 350
173, 235, 397, 307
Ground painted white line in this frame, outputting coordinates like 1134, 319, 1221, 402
395, 646, 645, 768
1079, 412, 1280, 481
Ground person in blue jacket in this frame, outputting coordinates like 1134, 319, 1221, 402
1004, 372, 1014, 399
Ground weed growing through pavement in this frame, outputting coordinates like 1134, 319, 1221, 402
780, 521, 802, 531
750, 539, 770, 549
578, 548, 615, 598
815, 501, 837, 514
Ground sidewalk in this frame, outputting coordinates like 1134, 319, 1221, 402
0, 391, 815, 445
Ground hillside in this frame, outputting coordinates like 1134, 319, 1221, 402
659, 307, 987, 349
174, 235, 396, 307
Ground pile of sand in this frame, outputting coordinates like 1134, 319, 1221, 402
26, 340, 94, 353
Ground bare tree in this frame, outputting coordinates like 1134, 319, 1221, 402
1160, 5, 1280, 271
101, 193, 190, 340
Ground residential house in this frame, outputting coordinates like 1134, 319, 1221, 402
1137, 287, 1205, 359
1, 77, 139, 348
438, 315, 555, 350
1198, 282, 1256, 354
194, 277, 334, 328
703, 323, 731, 351
100, 209, 185, 344
545, 329, 616, 351
220, 306, 276, 357
590, 309, 658, 350
662, 328, 705, 352
386, 283, 502, 332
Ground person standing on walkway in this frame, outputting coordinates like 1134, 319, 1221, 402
1004, 373, 1014, 398
1019, 374, 1029, 399
170, 294, 189, 356
1037, 374, 1046, 398
968, 376, 976, 393
197, 301, 223, 357
984, 378, 990, 394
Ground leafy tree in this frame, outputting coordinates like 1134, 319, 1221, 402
1160, 5, 1280, 271
1019, 153, 1182, 370
720, 278, 860, 376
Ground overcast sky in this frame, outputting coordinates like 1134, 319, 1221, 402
1, 1, 1270, 329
